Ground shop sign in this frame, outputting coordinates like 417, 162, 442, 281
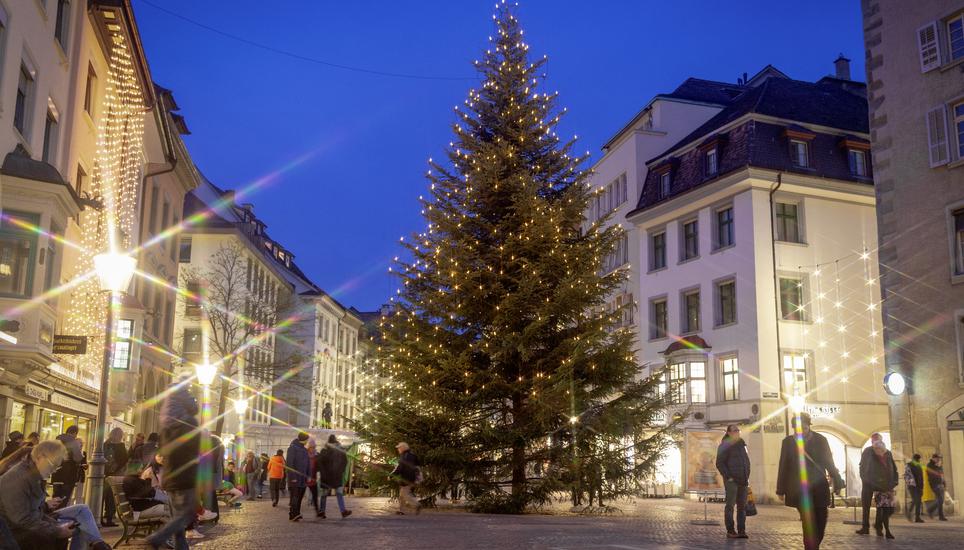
50, 393, 98, 416
762, 392, 780, 399
805, 404, 841, 419
763, 417, 785, 433
52, 335, 88, 354
24, 383, 49, 401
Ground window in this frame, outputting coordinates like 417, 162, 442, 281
185, 281, 201, 317
790, 139, 809, 167
147, 184, 159, 236
848, 149, 867, 177
650, 231, 666, 270
75, 165, 86, 196
689, 361, 706, 403
782, 352, 810, 396
954, 209, 964, 276
668, 363, 686, 404
681, 219, 699, 260
152, 293, 162, 337
666, 361, 706, 404
775, 202, 802, 243
0, 211, 38, 297
720, 356, 739, 401
715, 207, 734, 249
170, 215, 179, 262
927, 105, 951, 166
658, 171, 671, 200
950, 13, 964, 62
112, 319, 134, 370
161, 199, 170, 248
918, 22, 940, 71
716, 279, 736, 326
83, 63, 96, 116
650, 298, 667, 339
705, 149, 718, 177
779, 276, 806, 321
42, 108, 58, 163
42, 225, 58, 294
164, 298, 173, 346
183, 328, 202, 363
14, 64, 33, 136
682, 289, 700, 334
955, 103, 964, 159
178, 237, 192, 263
54, 0, 70, 51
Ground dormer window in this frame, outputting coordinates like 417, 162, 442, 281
790, 140, 809, 167
848, 149, 867, 176
658, 171, 671, 200
705, 149, 718, 177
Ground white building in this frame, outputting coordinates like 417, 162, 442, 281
626, 64, 890, 501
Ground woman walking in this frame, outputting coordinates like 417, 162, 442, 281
267, 450, 286, 507
869, 438, 897, 538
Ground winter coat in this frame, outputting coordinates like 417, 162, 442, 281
715, 436, 751, 486
904, 461, 924, 489
122, 475, 164, 513
0, 457, 62, 545
105, 441, 129, 476
158, 382, 200, 491
317, 442, 349, 489
285, 439, 310, 488
267, 455, 286, 479
776, 431, 841, 509
859, 446, 898, 492
392, 450, 420, 484
0, 441, 22, 460
137, 441, 159, 468
926, 460, 945, 491
55, 433, 83, 464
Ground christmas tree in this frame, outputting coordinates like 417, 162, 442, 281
358, 1, 670, 513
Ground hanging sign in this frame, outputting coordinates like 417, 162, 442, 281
53, 335, 88, 354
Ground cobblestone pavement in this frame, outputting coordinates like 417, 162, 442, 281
106, 496, 964, 549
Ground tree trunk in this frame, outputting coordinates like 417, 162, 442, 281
213, 373, 230, 436
510, 393, 526, 500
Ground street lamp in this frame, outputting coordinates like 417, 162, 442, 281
788, 394, 806, 415
89, 250, 136, 523
883, 371, 907, 396
196, 362, 217, 386
233, 398, 249, 416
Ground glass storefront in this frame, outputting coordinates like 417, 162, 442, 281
38, 409, 92, 450
9, 402, 25, 435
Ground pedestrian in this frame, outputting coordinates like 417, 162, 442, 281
926, 454, 948, 521
259, 452, 270, 498
73, 449, 88, 506
322, 402, 333, 428
903, 453, 925, 523
204, 434, 224, 519
25, 432, 39, 446
872, 439, 897, 539
285, 432, 311, 522
391, 441, 421, 515
856, 432, 897, 535
146, 374, 201, 550
0, 431, 23, 460
267, 449, 286, 507
102, 427, 129, 527
140, 433, 160, 469
776, 413, 843, 550
129, 433, 145, 464
241, 451, 261, 501
306, 440, 319, 513
715, 424, 750, 539
51, 425, 83, 500
318, 434, 352, 519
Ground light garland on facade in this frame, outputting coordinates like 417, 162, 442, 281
63, 36, 146, 385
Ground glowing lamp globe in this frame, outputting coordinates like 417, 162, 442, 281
788, 394, 806, 414
195, 363, 217, 386
884, 372, 906, 396
233, 398, 249, 416
93, 251, 136, 293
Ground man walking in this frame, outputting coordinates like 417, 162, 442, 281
285, 432, 311, 522
776, 413, 843, 550
715, 424, 750, 539
318, 434, 352, 519
904, 453, 925, 523
856, 432, 898, 535
392, 442, 421, 515
926, 454, 948, 521
146, 375, 200, 550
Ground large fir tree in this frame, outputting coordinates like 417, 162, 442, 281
358, 2, 670, 513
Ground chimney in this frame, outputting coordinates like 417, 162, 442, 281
834, 54, 851, 80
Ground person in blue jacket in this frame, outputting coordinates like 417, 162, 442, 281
285, 432, 311, 522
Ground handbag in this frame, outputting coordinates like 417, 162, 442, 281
745, 486, 758, 516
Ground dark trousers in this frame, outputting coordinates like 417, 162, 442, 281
103, 483, 117, 522
269, 478, 283, 505
908, 486, 923, 520
928, 487, 947, 519
799, 505, 829, 550
874, 506, 894, 533
147, 489, 195, 550
288, 485, 306, 519
860, 484, 874, 528
308, 484, 319, 512
723, 480, 747, 534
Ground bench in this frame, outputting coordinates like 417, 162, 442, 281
107, 476, 167, 547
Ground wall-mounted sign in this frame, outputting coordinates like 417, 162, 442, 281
762, 392, 780, 399
24, 383, 49, 401
52, 335, 88, 354
805, 404, 842, 419
50, 393, 98, 416
763, 417, 786, 433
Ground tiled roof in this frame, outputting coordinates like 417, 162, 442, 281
661, 78, 747, 105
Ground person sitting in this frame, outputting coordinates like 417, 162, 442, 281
0, 440, 110, 550
218, 479, 244, 506
122, 474, 170, 520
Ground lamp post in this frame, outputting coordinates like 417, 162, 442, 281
89, 250, 137, 523
233, 397, 249, 416
196, 362, 218, 387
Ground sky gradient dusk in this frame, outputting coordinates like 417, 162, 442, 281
133, 0, 865, 310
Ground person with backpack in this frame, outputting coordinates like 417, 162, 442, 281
904, 453, 925, 523
317, 435, 351, 519
715, 424, 750, 539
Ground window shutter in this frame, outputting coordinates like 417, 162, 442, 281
918, 21, 941, 72
926, 105, 950, 167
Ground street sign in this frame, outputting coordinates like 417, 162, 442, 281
53, 335, 88, 354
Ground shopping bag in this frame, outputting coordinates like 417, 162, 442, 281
745, 486, 758, 516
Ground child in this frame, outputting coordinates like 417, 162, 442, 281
874, 488, 896, 539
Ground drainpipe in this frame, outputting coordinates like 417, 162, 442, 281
768, 173, 789, 436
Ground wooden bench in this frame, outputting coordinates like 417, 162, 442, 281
107, 476, 167, 547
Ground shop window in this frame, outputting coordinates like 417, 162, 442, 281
0, 211, 39, 298
10, 402, 25, 435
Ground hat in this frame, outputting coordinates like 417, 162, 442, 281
395, 442, 410, 452
297, 431, 310, 442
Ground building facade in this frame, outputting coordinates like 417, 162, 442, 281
627, 64, 890, 500
862, 0, 964, 503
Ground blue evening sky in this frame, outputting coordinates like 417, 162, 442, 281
133, 0, 865, 311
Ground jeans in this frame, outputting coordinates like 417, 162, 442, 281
288, 485, 306, 519
147, 489, 196, 550
929, 486, 947, 519
908, 486, 923, 520
799, 505, 829, 550
54, 504, 103, 550
320, 486, 346, 514
258, 476, 265, 497
723, 479, 747, 534
860, 484, 874, 529
269, 478, 283, 505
